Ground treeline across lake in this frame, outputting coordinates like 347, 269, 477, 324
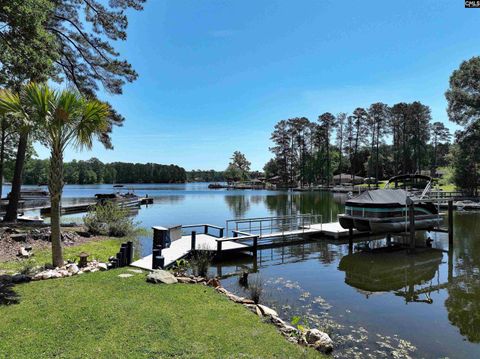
21, 158, 186, 185
265, 102, 451, 186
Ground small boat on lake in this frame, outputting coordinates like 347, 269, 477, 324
454, 200, 480, 211
95, 187, 141, 208
17, 214, 45, 223
339, 174, 442, 233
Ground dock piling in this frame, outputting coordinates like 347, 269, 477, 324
448, 200, 454, 249
409, 203, 415, 252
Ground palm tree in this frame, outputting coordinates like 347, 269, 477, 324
0, 83, 109, 267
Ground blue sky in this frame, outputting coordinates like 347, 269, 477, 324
35, 0, 479, 170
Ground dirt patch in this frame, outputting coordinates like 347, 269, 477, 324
0, 226, 98, 263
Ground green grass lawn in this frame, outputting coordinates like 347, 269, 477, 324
0, 270, 320, 358
0, 237, 127, 273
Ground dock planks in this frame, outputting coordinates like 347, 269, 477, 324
131, 233, 248, 270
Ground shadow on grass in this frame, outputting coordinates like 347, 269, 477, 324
0, 282, 20, 305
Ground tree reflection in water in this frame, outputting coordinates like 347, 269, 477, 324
445, 212, 480, 342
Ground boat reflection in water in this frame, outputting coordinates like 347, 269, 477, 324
338, 247, 443, 303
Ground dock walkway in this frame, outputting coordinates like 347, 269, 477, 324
131, 233, 248, 270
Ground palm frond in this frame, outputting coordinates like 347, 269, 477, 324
74, 100, 110, 150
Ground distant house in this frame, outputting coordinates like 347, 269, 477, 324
333, 173, 364, 185
267, 175, 282, 184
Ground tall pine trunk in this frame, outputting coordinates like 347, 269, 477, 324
326, 131, 331, 187
0, 119, 7, 199
4, 132, 28, 222
375, 122, 380, 187
49, 145, 64, 267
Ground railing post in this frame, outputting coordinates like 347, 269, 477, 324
217, 240, 222, 255
253, 236, 258, 253
191, 231, 196, 250
219, 227, 224, 238
204, 225, 208, 235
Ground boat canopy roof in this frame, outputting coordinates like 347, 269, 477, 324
347, 189, 409, 205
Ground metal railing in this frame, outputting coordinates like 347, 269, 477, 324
225, 213, 322, 239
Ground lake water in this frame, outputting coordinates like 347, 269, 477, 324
14, 183, 480, 358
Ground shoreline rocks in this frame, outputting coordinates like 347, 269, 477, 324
31, 260, 109, 281
167, 272, 334, 354
146, 270, 178, 284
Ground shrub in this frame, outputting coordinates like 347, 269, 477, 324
171, 259, 190, 277
20, 260, 37, 275
83, 202, 136, 237
248, 275, 263, 304
190, 249, 214, 278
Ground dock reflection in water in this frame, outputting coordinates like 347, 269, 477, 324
338, 248, 443, 303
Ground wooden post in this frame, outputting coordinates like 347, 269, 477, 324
152, 248, 165, 269
111, 258, 119, 269
219, 228, 224, 238
121, 244, 128, 266
152, 248, 159, 269
116, 251, 124, 268
204, 225, 208, 235
217, 240, 222, 255
126, 241, 133, 265
191, 231, 196, 250
448, 200, 454, 250
386, 233, 392, 247
252, 237, 258, 273
409, 203, 415, 252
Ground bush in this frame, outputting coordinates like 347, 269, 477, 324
83, 202, 136, 237
248, 275, 263, 304
190, 248, 214, 278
